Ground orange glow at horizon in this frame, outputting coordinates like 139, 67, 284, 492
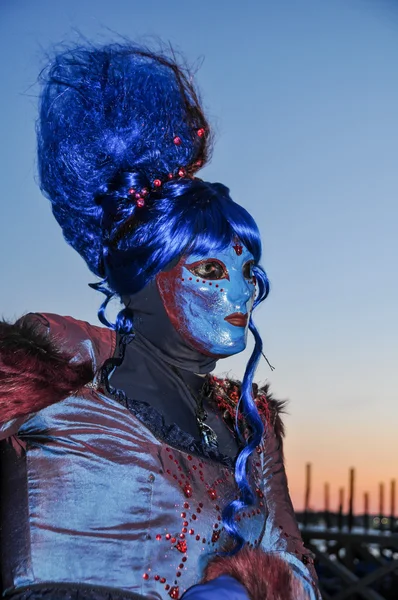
283, 411, 398, 515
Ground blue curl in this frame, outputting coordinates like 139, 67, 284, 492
221, 266, 270, 551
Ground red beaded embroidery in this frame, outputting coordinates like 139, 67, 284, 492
208, 376, 272, 432
143, 394, 271, 596
175, 540, 187, 553
183, 483, 193, 498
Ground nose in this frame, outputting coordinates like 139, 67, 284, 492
227, 272, 253, 305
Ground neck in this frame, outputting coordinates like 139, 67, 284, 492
123, 278, 217, 374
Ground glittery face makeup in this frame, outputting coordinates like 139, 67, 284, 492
156, 243, 256, 357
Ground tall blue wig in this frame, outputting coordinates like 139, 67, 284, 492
37, 42, 270, 552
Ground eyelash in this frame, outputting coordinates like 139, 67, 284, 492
186, 259, 228, 281
185, 259, 256, 282
243, 261, 255, 280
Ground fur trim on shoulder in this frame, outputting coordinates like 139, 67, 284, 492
0, 316, 93, 424
203, 547, 310, 600
208, 376, 287, 442
255, 382, 287, 439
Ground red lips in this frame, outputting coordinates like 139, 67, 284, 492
224, 312, 248, 327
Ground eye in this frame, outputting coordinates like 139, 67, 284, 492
243, 260, 255, 280
186, 259, 229, 281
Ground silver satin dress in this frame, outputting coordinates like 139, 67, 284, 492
0, 314, 319, 600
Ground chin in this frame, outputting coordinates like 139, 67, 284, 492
229, 339, 247, 355
208, 339, 247, 358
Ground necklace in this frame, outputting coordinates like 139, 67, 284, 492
169, 366, 219, 450
195, 385, 219, 450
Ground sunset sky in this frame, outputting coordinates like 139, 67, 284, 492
1, 0, 397, 513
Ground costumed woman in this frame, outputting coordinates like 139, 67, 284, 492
0, 43, 321, 600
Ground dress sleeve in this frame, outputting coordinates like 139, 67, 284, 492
0, 312, 115, 436
259, 401, 321, 598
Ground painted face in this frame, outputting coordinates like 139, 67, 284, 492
156, 242, 256, 357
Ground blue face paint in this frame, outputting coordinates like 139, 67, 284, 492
156, 243, 256, 357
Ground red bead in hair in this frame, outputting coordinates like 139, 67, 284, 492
178, 168, 186, 177
173, 136, 182, 145
168, 173, 174, 180
141, 187, 149, 196
197, 128, 205, 137
136, 197, 146, 208
153, 179, 162, 188
128, 188, 135, 195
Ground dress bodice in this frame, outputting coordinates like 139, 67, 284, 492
0, 314, 318, 600
1, 388, 263, 599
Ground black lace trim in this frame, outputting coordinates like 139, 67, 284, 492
98, 335, 234, 469
124, 395, 234, 468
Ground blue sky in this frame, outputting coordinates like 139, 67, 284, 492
1, 0, 397, 510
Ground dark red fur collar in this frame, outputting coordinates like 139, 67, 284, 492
203, 547, 310, 600
0, 315, 93, 423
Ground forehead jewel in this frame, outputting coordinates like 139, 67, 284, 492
232, 242, 243, 256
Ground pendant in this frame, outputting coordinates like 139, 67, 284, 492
199, 422, 219, 449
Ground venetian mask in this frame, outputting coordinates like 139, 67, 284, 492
156, 242, 256, 357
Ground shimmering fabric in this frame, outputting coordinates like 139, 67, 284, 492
0, 314, 319, 600
1, 388, 265, 598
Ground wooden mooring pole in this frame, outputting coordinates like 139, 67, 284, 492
348, 468, 355, 532
304, 463, 311, 527
324, 482, 331, 529
390, 479, 396, 533
364, 491, 369, 531
338, 487, 344, 531
379, 482, 385, 531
